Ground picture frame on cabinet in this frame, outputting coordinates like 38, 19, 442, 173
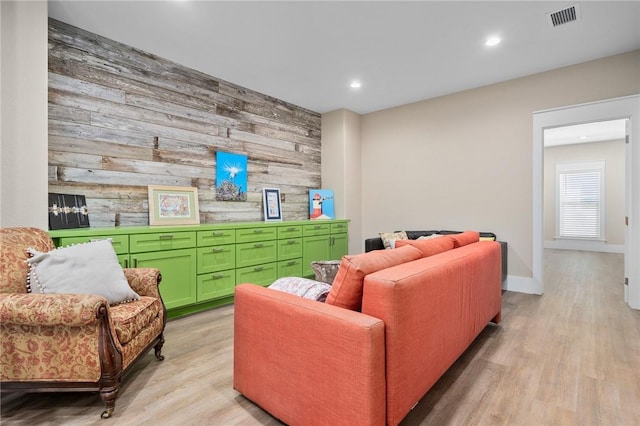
262, 188, 282, 222
148, 185, 200, 226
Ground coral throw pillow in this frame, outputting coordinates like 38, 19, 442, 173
450, 230, 480, 248
394, 235, 455, 257
326, 245, 422, 311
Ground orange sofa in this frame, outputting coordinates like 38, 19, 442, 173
234, 231, 502, 425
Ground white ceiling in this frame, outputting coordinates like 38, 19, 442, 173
48, 1, 640, 115
544, 118, 628, 147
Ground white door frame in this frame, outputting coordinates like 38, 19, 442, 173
533, 94, 640, 309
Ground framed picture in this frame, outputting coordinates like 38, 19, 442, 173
48, 193, 90, 230
148, 185, 200, 226
309, 189, 335, 220
215, 151, 247, 201
262, 188, 282, 222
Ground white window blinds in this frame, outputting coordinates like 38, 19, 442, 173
556, 161, 605, 240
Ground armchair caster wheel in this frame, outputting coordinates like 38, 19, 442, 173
101, 407, 114, 419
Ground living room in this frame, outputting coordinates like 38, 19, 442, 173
1, 1, 640, 424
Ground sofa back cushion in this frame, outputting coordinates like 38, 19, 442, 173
394, 235, 455, 257
325, 245, 423, 311
450, 230, 480, 248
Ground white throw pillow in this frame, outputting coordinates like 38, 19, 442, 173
26, 239, 139, 305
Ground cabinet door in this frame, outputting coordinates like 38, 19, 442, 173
197, 245, 235, 274
197, 269, 236, 302
277, 237, 302, 261
236, 263, 277, 287
277, 258, 302, 278
330, 233, 348, 260
131, 248, 197, 310
236, 241, 277, 268
302, 235, 331, 277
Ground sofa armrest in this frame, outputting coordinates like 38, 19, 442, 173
233, 284, 386, 426
0, 293, 107, 327
123, 268, 162, 298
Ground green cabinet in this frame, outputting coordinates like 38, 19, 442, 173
301, 222, 349, 277
49, 220, 348, 318
130, 248, 197, 310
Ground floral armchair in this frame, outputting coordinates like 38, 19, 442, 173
0, 227, 167, 418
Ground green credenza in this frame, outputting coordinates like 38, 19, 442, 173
49, 220, 349, 318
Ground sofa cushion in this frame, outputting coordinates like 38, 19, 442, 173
26, 240, 140, 306
109, 296, 163, 345
378, 231, 408, 249
394, 235, 455, 257
269, 277, 332, 302
326, 245, 423, 311
449, 230, 480, 248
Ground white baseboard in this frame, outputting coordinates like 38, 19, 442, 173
503, 275, 542, 295
544, 239, 624, 253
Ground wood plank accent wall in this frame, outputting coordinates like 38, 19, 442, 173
47, 18, 321, 226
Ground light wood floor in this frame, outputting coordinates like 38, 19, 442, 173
2, 250, 639, 425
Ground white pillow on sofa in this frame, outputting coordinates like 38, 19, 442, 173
26, 239, 140, 305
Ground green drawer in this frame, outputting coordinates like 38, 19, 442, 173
58, 234, 129, 255
197, 245, 235, 274
197, 270, 236, 301
277, 225, 302, 239
236, 241, 277, 268
331, 222, 348, 234
303, 223, 331, 237
236, 227, 277, 243
197, 229, 235, 247
277, 258, 302, 278
277, 237, 302, 260
236, 263, 277, 287
129, 231, 196, 253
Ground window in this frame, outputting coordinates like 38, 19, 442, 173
556, 161, 605, 240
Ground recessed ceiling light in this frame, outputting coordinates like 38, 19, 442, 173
485, 36, 501, 47
350, 81, 362, 89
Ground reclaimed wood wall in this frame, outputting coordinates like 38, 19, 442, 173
48, 18, 321, 226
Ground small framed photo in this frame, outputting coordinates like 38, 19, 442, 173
148, 185, 200, 226
262, 188, 282, 222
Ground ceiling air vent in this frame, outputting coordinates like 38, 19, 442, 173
547, 4, 581, 27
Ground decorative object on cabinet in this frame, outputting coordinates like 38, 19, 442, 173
215, 151, 247, 201
309, 189, 334, 220
262, 188, 282, 222
148, 185, 200, 226
48, 193, 89, 230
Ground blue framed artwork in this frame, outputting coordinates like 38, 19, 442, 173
309, 189, 334, 220
215, 151, 247, 201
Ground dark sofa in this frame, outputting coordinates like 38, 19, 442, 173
365, 230, 507, 282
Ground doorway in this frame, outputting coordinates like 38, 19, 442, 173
533, 95, 640, 310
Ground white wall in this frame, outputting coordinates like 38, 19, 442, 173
323, 50, 639, 288
0, 1, 48, 228
544, 139, 625, 252
321, 109, 362, 253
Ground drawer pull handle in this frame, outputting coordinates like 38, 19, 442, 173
253, 229, 263, 234
314, 225, 322, 230
212, 274, 225, 280
159, 234, 174, 240
287, 261, 297, 266
212, 232, 224, 237
124, 259, 129, 268
133, 258, 138, 268
287, 227, 296, 231
254, 266, 264, 272
287, 240, 297, 245
212, 248, 224, 253
254, 243, 264, 248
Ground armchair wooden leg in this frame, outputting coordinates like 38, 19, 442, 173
99, 386, 119, 419
154, 334, 165, 361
